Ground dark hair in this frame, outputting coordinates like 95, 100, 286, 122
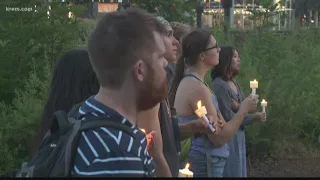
29, 49, 99, 156
88, 8, 166, 89
168, 28, 212, 107
210, 46, 238, 81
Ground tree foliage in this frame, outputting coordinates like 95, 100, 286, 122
0, 0, 87, 104
132, 0, 196, 24
0, 0, 94, 173
207, 26, 320, 158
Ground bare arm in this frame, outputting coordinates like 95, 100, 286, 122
189, 86, 247, 147
137, 103, 172, 177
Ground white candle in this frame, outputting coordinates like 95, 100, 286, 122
194, 101, 215, 133
261, 99, 268, 113
178, 163, 194, 177
250, 79, 259, 96
68, 11, 73, 18
140, 128, 146, 134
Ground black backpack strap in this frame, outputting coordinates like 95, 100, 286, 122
79, 117, 137, 139
67, 103, 83, 117
64, 117, 137, 176
50, 111, 70, 134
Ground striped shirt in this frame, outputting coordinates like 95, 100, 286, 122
70, 96, 156, 177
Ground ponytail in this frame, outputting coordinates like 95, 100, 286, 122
168, 56, 186, 108
169, 28, 212, 107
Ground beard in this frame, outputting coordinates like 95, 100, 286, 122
137, 63, 168, 111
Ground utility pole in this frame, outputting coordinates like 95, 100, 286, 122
117, 0, 130, 11
117, 0, 123, 11
196, 0, 204, 28
122, 0, 130, 9
222, 0, 233, 33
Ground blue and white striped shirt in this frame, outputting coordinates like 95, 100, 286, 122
71, 96, 156, 177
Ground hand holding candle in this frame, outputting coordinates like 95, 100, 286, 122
178, 163, 194, 177
250, 79, 258, 96
140, 129, 156, 156
194, 101, 215, 133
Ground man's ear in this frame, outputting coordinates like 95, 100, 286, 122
133, 60, 145, 82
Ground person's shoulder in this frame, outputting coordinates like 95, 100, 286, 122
67, 102, 85, 118
184, 82, 212, 106
73, 126, 152, 177
179, 76, 204, 94
211, 77, 229, 92
212, 77, 227, 87
82, 126, 146, 156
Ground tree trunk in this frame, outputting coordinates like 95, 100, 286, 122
314, 10, 318, 26
80, 2, 98, 19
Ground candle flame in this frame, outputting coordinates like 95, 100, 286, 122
197, 101, 202, 109
140, 129, 146, 134
185, 163, 190, 170
68, 11, 73, 18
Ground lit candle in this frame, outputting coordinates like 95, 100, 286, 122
140, 129, 156, 148
68, 11, 73, 18
261, 99, 268, 113
140, 128, 146, 134
250, 79, 259, 96
178, 163, 194, 177
194, 101, 215, 133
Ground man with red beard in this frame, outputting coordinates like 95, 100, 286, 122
137, 17, 220, 177
70, 8, 168, 177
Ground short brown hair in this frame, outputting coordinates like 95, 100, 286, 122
170, 22, 193, 42
88, 8, 166, 89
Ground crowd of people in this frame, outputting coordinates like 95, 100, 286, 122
27, 7, 267, 177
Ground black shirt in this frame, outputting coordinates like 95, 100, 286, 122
159, 63, 181, 176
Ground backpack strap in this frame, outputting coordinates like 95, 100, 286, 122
64, 117, 137, 176
67, 102, 136, 138
50, 111, 70, 134
67, 103, 83, 117
79, 117, 137, 139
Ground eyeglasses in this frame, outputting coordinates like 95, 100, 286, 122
203, 43, 219, 51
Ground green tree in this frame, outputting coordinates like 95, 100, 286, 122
0, 0, 86, 104
132, 0, 195, 24
247, 0, 287, 31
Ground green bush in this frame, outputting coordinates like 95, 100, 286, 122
0, 0, 93, 173
204, 1, 320, 157
207, 28, 320, 157
0, 64, 50, 174
0, 0, 87, 104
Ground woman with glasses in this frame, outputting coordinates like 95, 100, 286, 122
168, 29, 259, 177
210, 46, 266, 177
